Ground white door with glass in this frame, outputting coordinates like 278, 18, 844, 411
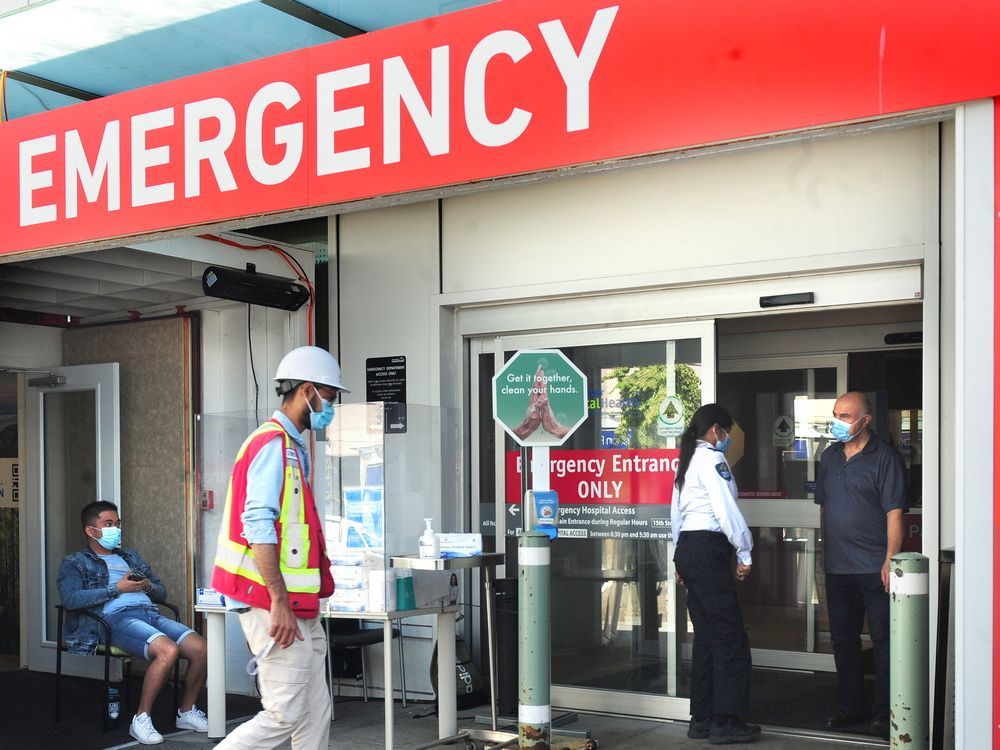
24, 364, 120, 674
470, 321, 714, 720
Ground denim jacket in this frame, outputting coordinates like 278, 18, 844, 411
56, 547, 167, 655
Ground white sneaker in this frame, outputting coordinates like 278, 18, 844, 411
129, 712, 164, 745
176, 704, 209, 732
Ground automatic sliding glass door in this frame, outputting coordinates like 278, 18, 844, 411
471, 322, 714, 720
717, 356, 846, 671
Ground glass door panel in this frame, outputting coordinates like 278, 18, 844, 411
537, 339, 701, 696
722, 367, 837, 500
717, 358, 844, 669
473, 322, 714, 717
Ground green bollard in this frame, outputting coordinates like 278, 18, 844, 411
889, 552, 928, 749
518, 531, 551, 749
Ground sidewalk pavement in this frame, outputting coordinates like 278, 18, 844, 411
105, 698, 889, 750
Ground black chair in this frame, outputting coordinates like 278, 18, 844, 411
325, 619, 407, 720
55, 602, 183, 732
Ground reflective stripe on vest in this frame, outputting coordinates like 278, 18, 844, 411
214, 541, 320, 592
215, 422, 320, 594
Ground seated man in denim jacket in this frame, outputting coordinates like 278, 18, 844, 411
57, 500, 209, 745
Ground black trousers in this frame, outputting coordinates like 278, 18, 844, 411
825, 572, 890, 720
674, 530, 752, 720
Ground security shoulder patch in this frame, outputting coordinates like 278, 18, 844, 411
715, 463, 732, 481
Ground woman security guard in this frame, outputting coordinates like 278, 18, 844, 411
671, 403, 761, 745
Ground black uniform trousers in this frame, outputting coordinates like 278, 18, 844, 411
674, 530, 752, 720
825, 572, 890, 720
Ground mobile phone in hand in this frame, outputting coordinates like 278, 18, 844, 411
127, 574, 144, 581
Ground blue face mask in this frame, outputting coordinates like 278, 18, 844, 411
830, 416, 864, 442
307, 391, 335, 431
90, 526, 121, 551
714, 431, 731, 453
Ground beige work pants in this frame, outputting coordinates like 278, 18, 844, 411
217, 607, 330, 750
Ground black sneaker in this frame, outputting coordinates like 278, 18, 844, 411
688, 717, 712, 739
709, 719, 762, 745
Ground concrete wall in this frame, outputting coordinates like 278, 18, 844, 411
0, 323, 63, 370
200, 304, 303, 417
337, 202, 440, 407
442, 125, 932, 296
63, 318, 193, 624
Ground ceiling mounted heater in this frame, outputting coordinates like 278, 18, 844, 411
202, 263, 310, 311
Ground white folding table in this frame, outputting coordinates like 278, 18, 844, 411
197, 602, 459, 750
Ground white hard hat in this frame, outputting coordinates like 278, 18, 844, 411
273, 346, 350, 392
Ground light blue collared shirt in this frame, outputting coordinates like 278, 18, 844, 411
227, 411, 311, 611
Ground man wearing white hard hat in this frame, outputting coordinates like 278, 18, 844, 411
212, 346, 348, 749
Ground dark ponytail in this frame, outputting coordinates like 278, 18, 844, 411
674, 403, 734, 490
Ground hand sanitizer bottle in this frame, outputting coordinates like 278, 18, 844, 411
419, 518, 440, 559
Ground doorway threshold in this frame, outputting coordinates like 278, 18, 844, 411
760, 724, 888, 747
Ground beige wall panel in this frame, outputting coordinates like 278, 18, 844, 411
0, 323, 63, 369
338, 203, 439, 406
442, 126, 930, 293
335, 204, 440, 697
63, 318, 192, 619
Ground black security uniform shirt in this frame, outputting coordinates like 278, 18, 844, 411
814, 431, 908, 574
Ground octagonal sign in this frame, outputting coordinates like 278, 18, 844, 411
492, 349, 588, 446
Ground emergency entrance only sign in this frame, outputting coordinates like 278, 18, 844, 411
492, 349, 587, 447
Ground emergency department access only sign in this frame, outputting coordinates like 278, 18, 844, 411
500, 448, 679, 540
492, 349, 587, 446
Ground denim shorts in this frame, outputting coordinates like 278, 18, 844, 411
106, 605, 194, 660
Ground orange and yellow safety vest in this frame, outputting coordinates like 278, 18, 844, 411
212, 420, 333, 618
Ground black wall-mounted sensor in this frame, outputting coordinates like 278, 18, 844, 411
884, 331, 923, 346
759, 292, 815, 308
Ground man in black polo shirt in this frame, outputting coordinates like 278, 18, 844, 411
815, 391, 906, 739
